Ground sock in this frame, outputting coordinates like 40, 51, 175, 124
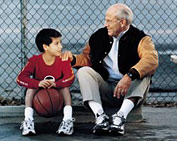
117, 99, 134, 119
63, 105, 72, 121
24, 107, 34, 121
88, 101, 104, 118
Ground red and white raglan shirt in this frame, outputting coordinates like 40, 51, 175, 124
16, 54, 75, 89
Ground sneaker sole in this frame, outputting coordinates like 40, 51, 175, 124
93, 127, 109, 135
57, 129, 73, 136
109, 127, 124, 136
22, 131, 36, 136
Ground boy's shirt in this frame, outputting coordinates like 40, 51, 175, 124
17, 54, 75, 89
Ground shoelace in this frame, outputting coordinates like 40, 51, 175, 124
96, 114, 108, 124
20, 120, 34, 129
60, 118, 75, 129
112, 114, 125, 126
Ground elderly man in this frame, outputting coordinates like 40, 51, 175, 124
62, 3, 158, 135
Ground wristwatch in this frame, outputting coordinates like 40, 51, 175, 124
126, 72, 134, 81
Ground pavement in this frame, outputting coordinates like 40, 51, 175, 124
0, 106, 177, 141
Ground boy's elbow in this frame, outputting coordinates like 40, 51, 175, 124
67, 77, 75, 87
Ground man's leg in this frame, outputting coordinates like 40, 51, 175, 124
77, 66, 113, 134
110, 77, 151, 135
77, 67, 111, 114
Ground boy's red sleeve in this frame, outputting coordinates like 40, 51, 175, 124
55, 60, 75, 88
16, 57, 40, 89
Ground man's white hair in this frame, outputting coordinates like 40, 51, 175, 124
115, 3, 133, 25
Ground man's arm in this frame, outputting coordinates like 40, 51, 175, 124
62, 43, 92, 67
131, 36, 159, 79
72, 43, 92, 67
114, 36, 158, 99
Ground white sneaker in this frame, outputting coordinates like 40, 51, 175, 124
93, 112, 110, 134
109, 112, 126, 135
20, 119, 36, 136
56, 118, 75, 135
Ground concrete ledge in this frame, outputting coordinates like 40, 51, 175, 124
0, 105, 94, 124
0, 105, 143, 124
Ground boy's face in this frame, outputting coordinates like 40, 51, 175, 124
45, 37, 62, 56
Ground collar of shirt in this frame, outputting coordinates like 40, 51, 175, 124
114, 26, 130, 41
103, 27, 130, 80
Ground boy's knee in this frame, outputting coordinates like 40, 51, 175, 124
26, 89, 37, 96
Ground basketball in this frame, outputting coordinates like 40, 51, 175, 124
33, 88, 64, 118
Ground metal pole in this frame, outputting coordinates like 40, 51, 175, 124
20, 0, 28, 67
20, 0, 28, 99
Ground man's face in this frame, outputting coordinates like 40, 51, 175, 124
104, 10, 122, 37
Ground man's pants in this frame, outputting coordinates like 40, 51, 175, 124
77, 66, 151, 108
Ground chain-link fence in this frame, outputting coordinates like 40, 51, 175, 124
1, 0, 177, 105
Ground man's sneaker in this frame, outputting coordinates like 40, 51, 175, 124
93, 111, 110, 134
20, 119, 36, 136
109, 112, 126, 135
56, 118, 75, 135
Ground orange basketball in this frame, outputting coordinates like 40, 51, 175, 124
33, 88, 64, 118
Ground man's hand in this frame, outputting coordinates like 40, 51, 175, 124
61, 51, 73, 61
38, 80, 56, 89
114, 74, 132, 99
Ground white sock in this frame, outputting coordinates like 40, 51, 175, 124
88, 101, 104, 117
24, 107, 34, 121
117, 99, 134, 119
63, 105, 72, 121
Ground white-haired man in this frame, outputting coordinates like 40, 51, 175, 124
62, 3, 158, 135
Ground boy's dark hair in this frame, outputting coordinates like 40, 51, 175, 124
35, 28, 62, 52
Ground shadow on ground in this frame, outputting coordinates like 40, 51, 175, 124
0, 121, 176, 141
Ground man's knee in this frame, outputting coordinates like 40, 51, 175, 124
77, 66, 92, 78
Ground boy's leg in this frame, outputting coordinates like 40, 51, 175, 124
21, 88, 37, 136
59, 87, 72, 120
24, 89, 37, 121
56, 87, 74, 135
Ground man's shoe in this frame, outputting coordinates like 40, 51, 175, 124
20, 119, 36, 136
93, 112, 110, 135
109, 112, 126, 135
56, 118, 75, 135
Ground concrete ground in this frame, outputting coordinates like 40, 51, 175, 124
0, 106, 177, 141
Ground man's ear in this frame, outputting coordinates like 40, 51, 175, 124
122, 19, 127, 26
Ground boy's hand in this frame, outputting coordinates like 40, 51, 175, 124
61, 51, 73, 61
48, 81, 56, 89
38, 80, 56, 89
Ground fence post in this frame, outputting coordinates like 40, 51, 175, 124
20, 0, 28, 67
20, 0, 28, 99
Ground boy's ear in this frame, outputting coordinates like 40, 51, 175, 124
43, 44, 48, 51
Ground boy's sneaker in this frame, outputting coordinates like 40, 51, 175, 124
109, 112, 126, 135
93, 111, 110, 135
20, 119, 36, 136
56, 118, 75, 135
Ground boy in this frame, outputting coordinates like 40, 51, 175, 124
16, 28, 75, 136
